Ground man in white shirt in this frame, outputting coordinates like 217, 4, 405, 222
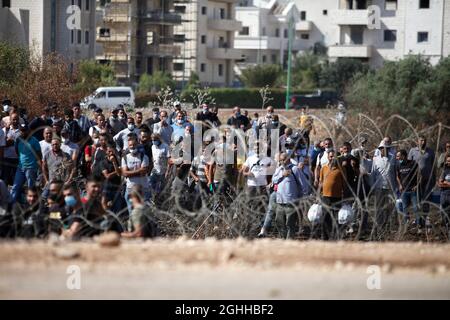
39, 127, 53, 158
114, 117, 140, 154
2, 112, 21, 185
60, 128, 79, 162
121, 135, 150, 213
242, 144, 275, 197
150, 133, 170, 194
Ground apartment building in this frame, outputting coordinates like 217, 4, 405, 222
96, 0, 181, 85
172, 0, 243, 87
290, 0, 449, 67
234, 0, 300, 70
0, 0, 96, 62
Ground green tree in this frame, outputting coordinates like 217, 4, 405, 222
76, 60, 116, 93
240, 64, 282, 88
0, 41, 29, 89
291, 51, 323, 89
138, 71, 175, 93
184, 71, 200, 91
319, 58, 369, 95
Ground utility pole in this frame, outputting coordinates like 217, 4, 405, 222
285, 16, 293, 110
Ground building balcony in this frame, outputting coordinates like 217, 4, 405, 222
96, 54, 130, 62
333, 9, 370, 25
207, 47, 243, 60
295, 21, 312, 31
140, 10, 182, 25
234, 36, 282, 50
328, 44, 373, 58
96, 34, 129, 42
102, 14, 130, 22
207, 18, 242, 32
145, 44, 181, 57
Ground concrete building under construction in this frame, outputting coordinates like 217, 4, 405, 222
96, 0, 182, 85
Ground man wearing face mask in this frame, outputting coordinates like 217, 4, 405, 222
91, 133, 109, 179
272, 152, 304, 239
171, 111, 193, 142
29, 106, 53, 140
138, 127, 154, 172
169, 101, 183, 125
279, 128, 293, 153
150, 133, 170, 195
196, 104, 220, 130
227, 106, 250, 131
257, 106, 275, 131
60, 128, 79, 163
314, 137, 334, 188
113, 117, 141, 154
152, 111, 173, 145
122, 135, 150, 214
109, 105, 127, 135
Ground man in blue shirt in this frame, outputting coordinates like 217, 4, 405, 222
272, 152, 304, 239
11, 124, 42, 203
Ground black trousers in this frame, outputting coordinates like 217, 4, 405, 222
322, 196, 341, 240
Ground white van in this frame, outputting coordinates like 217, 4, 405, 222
80, 87, 135, 109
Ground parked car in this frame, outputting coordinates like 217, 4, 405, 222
289, 90, 339, 109
80, 87, 135, 109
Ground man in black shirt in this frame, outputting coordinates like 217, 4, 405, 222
396, 149, 419, 224
226, 106, 250, 131
196, 104, 220, 131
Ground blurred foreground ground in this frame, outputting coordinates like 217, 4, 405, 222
1, 239, 449, 299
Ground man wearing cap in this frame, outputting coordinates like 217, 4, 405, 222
28, 106, 53, 140
11, 124, 42, 203
72, 102, 92, 136
169, 101, 182, 125
371, 139, 397, 235
109, 105, 127, 135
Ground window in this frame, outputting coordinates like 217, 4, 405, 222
173, 63, 184, 71
2, 0, 11, 8
200, 63, 206, 72
220, 8, 225, 19
275, 28, 280, 37
85, 0, 90, 11
108, 91, 131, 98
284, 29, 288, 38
239, 27, 249, 36
271, 54, 277, 63
147, 31, 154, 45
77, 30, 82, 44
417, 31, 428, 43
385, 0, 397, 10
300, 11, 306, 21
100, 28, 110, 37
384, 30, 397, 42
78, 0, 81, 9
419, 0, 430, 9
71, 30, 74, 44
174, 34, 186, 42
174, 6, 186, 14
218, 64, 223, 76
301, 33, 309, 40
323, 10, 328, 15
85, 30, 89, 44
201, 6, 207, 15
262, 55, 266, 63
201, 35, 206, 44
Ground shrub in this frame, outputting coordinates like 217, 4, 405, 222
239, 64, 282, 88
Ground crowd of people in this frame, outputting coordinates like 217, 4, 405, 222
0, 98, 449, 241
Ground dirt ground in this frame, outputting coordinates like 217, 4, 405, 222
1, 238, 449, 299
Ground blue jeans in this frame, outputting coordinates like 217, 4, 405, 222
400, 191, 419, 222
262, 192, 277, 230
11, 167, 38, 203
149, 172, 165, 195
